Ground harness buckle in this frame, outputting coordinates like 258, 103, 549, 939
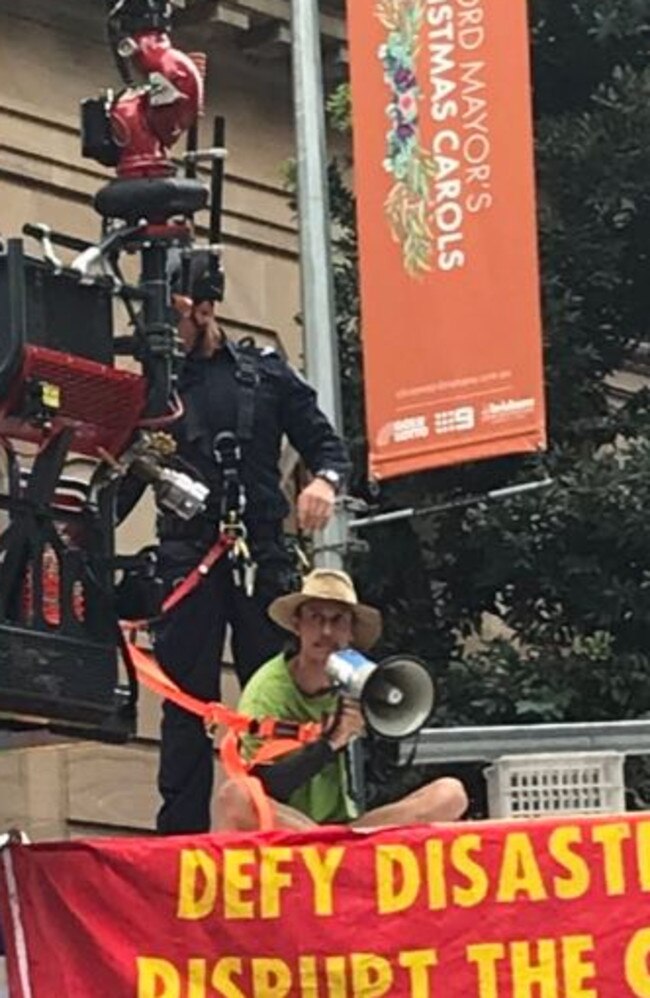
212, 430, 241, 469
219, 514, 257, 596
234, 351, 260, 390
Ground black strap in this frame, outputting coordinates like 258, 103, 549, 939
212, 430, 245, 519
76, 556, 140, 712
233, 340, 260, 442
116, 621, 140, 710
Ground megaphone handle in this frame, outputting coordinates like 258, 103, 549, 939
344, 738, 366, 812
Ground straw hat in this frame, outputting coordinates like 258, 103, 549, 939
268, 569, 382, 651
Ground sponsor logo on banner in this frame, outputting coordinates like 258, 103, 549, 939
377, 416, 430, 448
481, 397, 536, 424
433, 406, 475, 434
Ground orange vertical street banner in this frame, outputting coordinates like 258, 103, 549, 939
347, 0, 546, 480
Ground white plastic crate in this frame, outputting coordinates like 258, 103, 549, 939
485, 752, 626, 819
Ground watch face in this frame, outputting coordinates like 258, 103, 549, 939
321, 470, 340, 485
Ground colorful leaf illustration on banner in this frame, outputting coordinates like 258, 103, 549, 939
376, 0, 437, 276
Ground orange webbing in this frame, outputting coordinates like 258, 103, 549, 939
220, 730, 275, 831
126, 639, 323, 830
220, 725, 323, 829
127, 641, 247, 733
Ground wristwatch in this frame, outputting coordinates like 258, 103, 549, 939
315, 469, 342, 494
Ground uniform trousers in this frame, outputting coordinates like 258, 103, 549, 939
154, 534, 290, 834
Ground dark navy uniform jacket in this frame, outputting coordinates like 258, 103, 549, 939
161, 338, 350, 531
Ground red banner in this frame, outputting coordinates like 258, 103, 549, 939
3, 816, 650, 996
347, 0, 546, 480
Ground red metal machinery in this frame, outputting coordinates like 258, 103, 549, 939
0, 0, 217, 740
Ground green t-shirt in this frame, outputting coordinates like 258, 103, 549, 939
238, 653, 358, 824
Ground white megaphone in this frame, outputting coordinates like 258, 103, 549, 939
325, 648, 435, 739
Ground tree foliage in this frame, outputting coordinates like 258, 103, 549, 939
327, 0, 650, 730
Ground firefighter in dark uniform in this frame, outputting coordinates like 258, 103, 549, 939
154, 272, 350, 834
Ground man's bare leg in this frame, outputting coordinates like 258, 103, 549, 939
214, 777, 467, 833
213, 779, 318, 832
351, 777, 467, 829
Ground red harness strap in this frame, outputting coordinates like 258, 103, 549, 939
161, 533, 234, 614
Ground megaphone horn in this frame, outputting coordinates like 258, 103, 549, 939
325, 650, 435, 740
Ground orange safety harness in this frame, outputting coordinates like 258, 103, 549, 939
127, 641, 322, 830
28, 527, 313, 830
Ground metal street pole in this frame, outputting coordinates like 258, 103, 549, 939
290, 0, 347, 571
290, 0, 365, 810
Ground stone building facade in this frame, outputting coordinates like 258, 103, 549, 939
0, 0, 347, 841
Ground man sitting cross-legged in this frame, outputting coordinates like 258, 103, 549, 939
214, 569, 467, 831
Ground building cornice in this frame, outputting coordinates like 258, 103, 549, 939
5, 0, 347, 54
199, 0, 346, 41
183, 0, 347, 67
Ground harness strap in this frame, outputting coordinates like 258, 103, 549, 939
125, 640, 323, 829
160, 533, 234, 615
220, 730, 275, 831
127, 642, 245, 730
233, 342, 260, 442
